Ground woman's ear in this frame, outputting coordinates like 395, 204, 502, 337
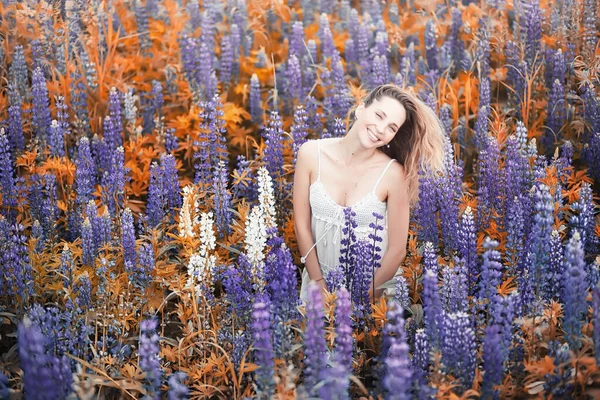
355, 102, 365, 116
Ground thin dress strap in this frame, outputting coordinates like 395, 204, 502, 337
372, 159, 396, 192
317, 139, 322, 181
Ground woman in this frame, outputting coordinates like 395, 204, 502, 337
293, 84, 446, 303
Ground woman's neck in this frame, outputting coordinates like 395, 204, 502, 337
336, 134, 376, 167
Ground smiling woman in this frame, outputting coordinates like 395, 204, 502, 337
293, 84, 446, 303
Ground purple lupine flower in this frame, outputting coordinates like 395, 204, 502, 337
48, 118, 66, 158
505, 195, 526, 274
333, 287, 353, 369
108, 87, 123, 147
164, 128, 178, 153
529, 183, 554, 300
413, 169, 438, 245
18, 318, 73, 399
148, 154, 181, 227
7, 84, 25, 154
220, 35, 234, 86
370, 54, 389, 89
441, 312, 477, 390
477, 135, 503, 230
139, 318, 162, 398
249, 73, 262, 124
75, 137, 96, 207
339, 207, 358, 289
101, 146, 128, 216
198, 42, 216, 99
544, 79, 565, 151
319, 13, 335, 60
262, 111, 285, 187
252, 296, 275, 399
168, 372, 189, 400
132, 242, 154, 291
344, 38, 356, 75
505, 41, 528, 118
424, 20, 438, 71
400, 42, 416, 87
31, 67, 52, 144
520, 0, 542, 67
570, 182, 598, 256
413, 328, 430, 372
223, 254, 254, 323
562, 230, 588, 349
263, 234, 300, 355
546, 230, 564, 301
324, 51, 352, 121
81, 217, 96, 266
422, 242, 439, 276
474, 77, 491, 151
583, 0, 598, 54
356, 21, 370, 69
0, 220, 33, 301
447, 8, 465, 73
422, 270, 442, 348
593, 285, 600, 365
318, 288, 352, 400
394, 274, 410, 310
69, 71, 91, 136
438, 136, 462, 254
200, 93, 229, 168
60, 245, 74, 288
286, 54, 303, 104
291, 105, 309, 163
27, 304, 91, 362
441, 264, 465, 313
374, 30, 388, 58
303, 281, 327, 394
482, 324, 503, 399
503, 134, 531, 216
351, 240, 374, 322
134, 0, 151, 53
289, 21, 306, 58
212, 160, 232, 238
122, 208, 136, 268
75, 274, 92, 309
475, 18, 491, 78
477, 237, 503, 304
0, 129, 17, 211
8, 45, 28, 101
382, 304, 412, 400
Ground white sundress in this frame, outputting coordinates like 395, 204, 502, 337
299, 139, 402, 303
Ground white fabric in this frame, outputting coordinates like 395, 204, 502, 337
299, 139, 401, 303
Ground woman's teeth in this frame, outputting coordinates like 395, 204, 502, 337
367, 129, 379, 142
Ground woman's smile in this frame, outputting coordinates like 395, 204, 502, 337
367, 127, 382, 143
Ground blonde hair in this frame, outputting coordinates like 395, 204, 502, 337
347, 84, 446, 206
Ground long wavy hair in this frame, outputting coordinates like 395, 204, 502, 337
347, 84, 446, 206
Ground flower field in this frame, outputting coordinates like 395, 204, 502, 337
0, 0, 600, 398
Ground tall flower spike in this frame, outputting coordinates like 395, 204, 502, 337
250, 73, 262, 124
187, 212, 217, 299
257, 167, 276, 230
168, 372, 189, 400
441, 312, 477, 390
139, 318, 162, 398
252, 296, 275, 399
245, 206, 267, 280
18, 318, 73, 399
303, 281, 327, 394
422, 270, 443, 349
178, 185, 199, 239
562, 230, 588, 350
31, 67, 52, 144
382, 304, 412, 400
213, 160, 232, 238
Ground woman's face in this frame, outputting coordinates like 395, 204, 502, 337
353, 96, 407, 149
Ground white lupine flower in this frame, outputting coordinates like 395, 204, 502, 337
179, 185, 199, 238
186, 212, 217, 298
257, 166, 276, 229
245, 205, 267, 268
198, 212, 216, 253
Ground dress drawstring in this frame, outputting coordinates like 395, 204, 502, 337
300, 207, 344, 264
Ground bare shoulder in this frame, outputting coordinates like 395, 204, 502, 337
296, 140, 319, 174
381, 160, 407, 194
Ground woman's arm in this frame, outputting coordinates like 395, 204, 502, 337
293, 142, 327, 287
371, 163, 410, 299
